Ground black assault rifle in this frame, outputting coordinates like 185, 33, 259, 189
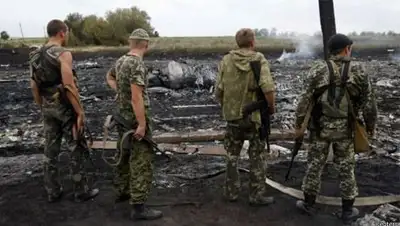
58, 82, 95, 167
110, 113, 170, 159
284, 136, 304, 181
242, 61, 271, 151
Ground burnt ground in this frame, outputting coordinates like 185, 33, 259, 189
0, 154, 399, 226
0, 48, 400, 226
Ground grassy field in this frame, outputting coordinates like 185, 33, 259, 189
1, 36, 400, 53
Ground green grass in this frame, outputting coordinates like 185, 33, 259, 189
1, 36, 400, 53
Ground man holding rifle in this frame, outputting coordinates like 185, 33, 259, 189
29, 19, 99, 203
293, 34, 377, 224
106, 28, 162, 221
214, 28, 276, 205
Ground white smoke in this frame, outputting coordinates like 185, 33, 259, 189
388, 49, 400, 61
276, 35, 320, 62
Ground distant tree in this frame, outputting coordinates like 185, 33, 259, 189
154, 31, 159, 37
253, 28, 269, 37
0, 31, 10, 40
348, 31, 358, 37
63, 6, 157, 46
270, 27, 277, 37
387, 30, 397, 36
259, 28, 269, 37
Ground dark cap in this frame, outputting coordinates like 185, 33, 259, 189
327, 33, 353, 52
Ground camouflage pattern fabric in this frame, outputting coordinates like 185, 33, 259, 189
129, 28, 150, 40
29, 45, 90, 196
223, 119, 267, 201
108, 54, 154, 205
302, 138, 358, 199
295, 55, 377, 199
295, 55, 377, 135
214, 49, 275, 128
109, 54, 150, 121
215, 49, 274, 201
42, 105, 90, 195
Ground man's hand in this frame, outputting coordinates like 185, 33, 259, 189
76, 113, 85, 134
72, 113, 85, 141
134, 124, 146, 141
264, 91, 275, 115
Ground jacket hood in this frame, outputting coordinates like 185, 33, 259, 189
229, 49, 257, 71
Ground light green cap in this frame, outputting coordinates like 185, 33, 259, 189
129, 28, 150, 40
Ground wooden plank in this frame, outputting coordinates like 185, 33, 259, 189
91, 129, 297, 150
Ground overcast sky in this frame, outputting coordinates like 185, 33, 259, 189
1, 0, 400, 37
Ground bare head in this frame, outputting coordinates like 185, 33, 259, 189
47, 19, 69, 46
235, 28, 255, 50
128, 28, 150, 55
327, 33, 353, 57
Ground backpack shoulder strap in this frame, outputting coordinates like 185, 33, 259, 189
342, 61, 356, 119
325, 60, 336, 106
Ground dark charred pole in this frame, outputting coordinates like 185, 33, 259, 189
319, 0, 337, 60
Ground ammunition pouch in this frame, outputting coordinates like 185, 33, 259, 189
226, 119, 254, 140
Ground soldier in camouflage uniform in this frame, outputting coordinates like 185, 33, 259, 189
29, 19, 99, 203
214, 28, 276, 205
106, 28, 162, 221
294, 33, 377, 224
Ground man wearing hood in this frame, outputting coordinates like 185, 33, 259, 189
214, 28, 276, 205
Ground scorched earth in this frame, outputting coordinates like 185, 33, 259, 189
0, 48, 399, 226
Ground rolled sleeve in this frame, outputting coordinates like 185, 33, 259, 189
128, 61, 146, 86
258, 57, 275, 93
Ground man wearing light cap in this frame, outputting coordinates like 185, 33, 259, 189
106, 28, 163, 221
294, 33, 377, 224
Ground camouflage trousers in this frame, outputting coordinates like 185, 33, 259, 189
42, 106, 89, 196
113, 125, 154, 205
302, 138, 358, 200
223, 119, 267, 201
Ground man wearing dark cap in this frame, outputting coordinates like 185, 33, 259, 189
293, 33, 377, 224
106, 28, 162, 221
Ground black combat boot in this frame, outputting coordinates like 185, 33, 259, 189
47, 188, 64, 203
131, 204, 163, 221
249, 196, 275, 206
341, 199, 359, 225
73, 188, 100, 203
296, 193, 316, 215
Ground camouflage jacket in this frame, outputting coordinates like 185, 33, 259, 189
295, 55, 378, 139
214, 49, 275, 127
109, 54, 151, 123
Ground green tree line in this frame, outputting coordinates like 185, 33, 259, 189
64, 6, 158, 46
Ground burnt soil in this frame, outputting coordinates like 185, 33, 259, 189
0, 48, 400, 226
1, 154, 399, 226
